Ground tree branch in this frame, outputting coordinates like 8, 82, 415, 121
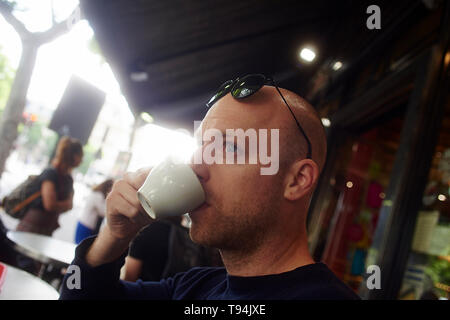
35, 5, 82, 45
50, 0, 56, 27
0, 1, 30, 40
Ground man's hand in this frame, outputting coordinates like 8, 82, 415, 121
85, 167, 153, 267
105, 168, 153, 240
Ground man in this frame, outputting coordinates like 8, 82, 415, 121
60, 76, 359, 300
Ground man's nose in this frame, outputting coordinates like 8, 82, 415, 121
189, 147, 210, 183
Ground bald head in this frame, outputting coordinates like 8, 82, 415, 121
216, 85, 327, 174
276, 87, 327, 174
189, 84, 327, 252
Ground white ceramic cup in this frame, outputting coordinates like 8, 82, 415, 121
137, 157, 205, 219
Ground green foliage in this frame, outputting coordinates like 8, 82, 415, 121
425, 254, 450, 282
424, 243, 450, 297
18, 121, 58, 160
17, 122, 24, 134
43, 130, 58, 158
21, 122, 56, 158
23, 121, 43, 147
77, 143, 97, 175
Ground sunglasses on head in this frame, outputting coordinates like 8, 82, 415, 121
206, 73, 312, 159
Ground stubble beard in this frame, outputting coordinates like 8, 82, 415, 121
189, 185, 282, 255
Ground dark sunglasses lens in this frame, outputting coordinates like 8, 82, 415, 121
207, 80, 234, 107
231, 74, 265, 99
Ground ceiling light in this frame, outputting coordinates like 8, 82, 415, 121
299, 47, 316, 62
140, 112, 154, 123
346, 181, 353, 188
438, 194, 447, 201
332, 61, 343, 71
321, 118, 331, 127
130, 71, 148, 82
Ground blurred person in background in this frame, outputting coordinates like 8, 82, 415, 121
122, 216, 221, 282
75, 179, 114, 244
16, 136, 83, 236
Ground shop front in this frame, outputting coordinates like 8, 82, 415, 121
306, 4, 449, 299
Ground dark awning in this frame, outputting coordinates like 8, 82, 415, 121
80, 0, 416, 131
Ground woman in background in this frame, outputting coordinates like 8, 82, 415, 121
16, 136, 83, 236
75, 179, 113, 244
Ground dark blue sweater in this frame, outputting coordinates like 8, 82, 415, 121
59, 237, 360, 300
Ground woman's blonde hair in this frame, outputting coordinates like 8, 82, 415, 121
54, 136, 83, 168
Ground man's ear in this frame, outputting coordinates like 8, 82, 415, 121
284, 159, 319, 201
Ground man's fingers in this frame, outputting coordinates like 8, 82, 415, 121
123, 167, 152, 190
115, 193, 146, 224
105, 169, 154, 234
107, 191, 149, 227
107, 191, 137, 218
113, 179, 142, 209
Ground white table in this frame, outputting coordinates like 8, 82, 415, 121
6, 231, 76, 268
0, 262, 59, 300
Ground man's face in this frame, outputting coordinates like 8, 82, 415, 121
188, 89, 287, 252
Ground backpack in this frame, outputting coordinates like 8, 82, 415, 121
1, 175, 42, 220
